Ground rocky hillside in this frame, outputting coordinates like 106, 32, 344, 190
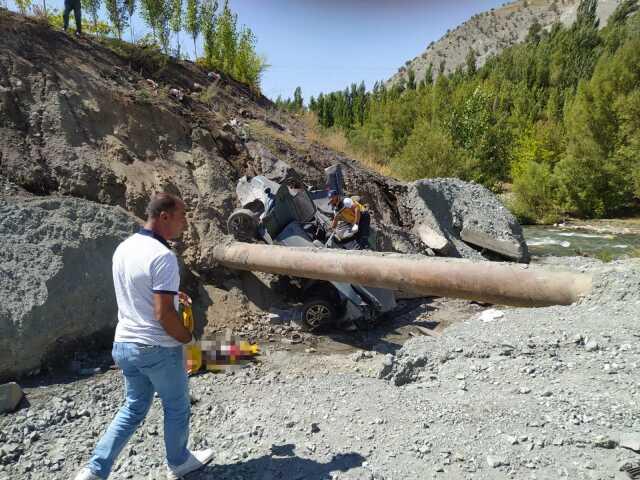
388, 0, 622, 86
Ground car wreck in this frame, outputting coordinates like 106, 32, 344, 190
227, 167, 396, 332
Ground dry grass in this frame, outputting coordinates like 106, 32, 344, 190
300, 112, 393, 178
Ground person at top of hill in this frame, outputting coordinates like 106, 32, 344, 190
328, 190, 371, 249
63, 0, 82, 36
74, 193, 214, 480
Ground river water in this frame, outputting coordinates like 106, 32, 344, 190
523, 225, 640, 260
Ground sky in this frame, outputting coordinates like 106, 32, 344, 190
5, 0, 508, 101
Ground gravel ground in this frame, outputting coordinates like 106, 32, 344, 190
1, 258, 639, 480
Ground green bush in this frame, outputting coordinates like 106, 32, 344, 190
511, 158, 559, 223
391, 122, 461, 180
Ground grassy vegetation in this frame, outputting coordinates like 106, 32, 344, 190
99, 37, 169, 77
300, 112, 392, 177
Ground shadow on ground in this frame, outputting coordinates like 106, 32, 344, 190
190, 444, 365, 480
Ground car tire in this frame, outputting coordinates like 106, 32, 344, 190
301, 298, 336, 332
227, 208, 258, 241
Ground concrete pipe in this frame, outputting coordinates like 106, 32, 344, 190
211, 243, 592, 307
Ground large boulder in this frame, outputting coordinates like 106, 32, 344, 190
403, 178, 529, 262
0, 195, 138, 380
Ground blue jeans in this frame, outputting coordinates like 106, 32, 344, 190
88, 342, 190, 478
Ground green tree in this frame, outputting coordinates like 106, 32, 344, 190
557, 36, 640, 216
81, 0, 101, 29
105, 0, 127, 39
200, 0, 218, 61
608, 0, 639, 26
424, 63, 434, 86
15, 0, 32, 14
169, 0, 183, 56
406, 68, 416, 90
211, 0, 237, 72
140, 0, 171, 52
526, 19, 542, 43
184, 0, 200, 58
233, 25, 267, 89
124, 0, 136, 41
510, 130, 560, 222
293, 86, 303, 111
465, 48, 477, 75
392, 121, 461, 180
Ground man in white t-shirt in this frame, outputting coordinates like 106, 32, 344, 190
74, 193, 214, 480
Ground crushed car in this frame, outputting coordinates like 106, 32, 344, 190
227, 167, 396, 332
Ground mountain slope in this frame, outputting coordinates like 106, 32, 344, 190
388, 0, 622, 86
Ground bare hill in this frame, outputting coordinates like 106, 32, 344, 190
388, 0, 622, 86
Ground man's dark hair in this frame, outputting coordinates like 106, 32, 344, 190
146, 193, 182, 219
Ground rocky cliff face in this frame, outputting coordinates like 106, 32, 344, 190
388, 0, 622, 87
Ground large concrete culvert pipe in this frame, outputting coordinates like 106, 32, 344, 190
211, 243, 592, 307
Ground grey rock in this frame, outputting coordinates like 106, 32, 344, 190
0, 197, 138, 380
593, 435, 618, 449
486, 455, 508, 468
404, 179, 529, 262
0, 383, 23, 413
585, 340, 599, 352
620, 433, 640, 453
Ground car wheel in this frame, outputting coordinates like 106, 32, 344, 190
227, 208, 258, 241
302, 298, 336, 332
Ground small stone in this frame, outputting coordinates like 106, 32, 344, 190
310, 423, 320, 434
518, 386, 531, 394
486, 455, 508, 468
540, 390, 553, 397
593, 435, 617, 449
504, 435, 518, 445
351, 351, 366, 362
585, 340, 599, 352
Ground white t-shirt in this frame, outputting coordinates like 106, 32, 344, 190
113, 229, 181, 347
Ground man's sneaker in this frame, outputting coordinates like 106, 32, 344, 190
73, 468, 101, 480
166, 449, 215, 480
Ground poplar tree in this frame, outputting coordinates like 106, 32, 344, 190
466, 48, 477, 75
141, 0, 170, 50
407, 68, 416, 90
15, 0, 31, 14
124, 0, 136, 41
201, 0, 218, 62
105, 0, 127, 39
184, 0, 200, 59
293, 87, 303, 111
81, 0, 101, 29
424, 63, 434, 85
169, 0, 183, 56
213, 0, 238, 72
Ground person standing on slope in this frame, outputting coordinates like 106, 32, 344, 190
63, 0, 83, 36
74, 193, 214, 480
